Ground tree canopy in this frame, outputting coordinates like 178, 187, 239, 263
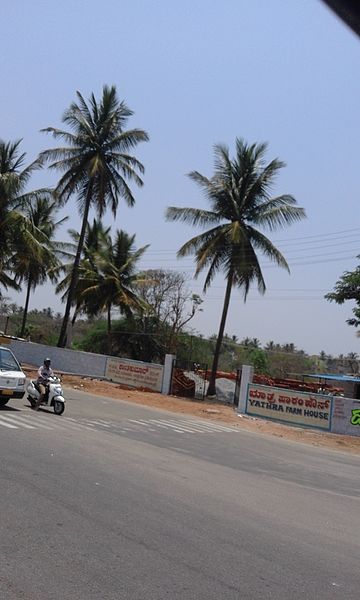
325, 260, 360, 329
166, 138, 306, 395
41, 85, 149, 346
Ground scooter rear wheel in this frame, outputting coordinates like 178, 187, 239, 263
53, 400, 65, 415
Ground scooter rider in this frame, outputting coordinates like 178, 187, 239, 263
35, 358, 54, 409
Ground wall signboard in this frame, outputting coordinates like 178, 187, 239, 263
105, 357, 164, 392
246, 383, 332, 431
331, 397, 360, 437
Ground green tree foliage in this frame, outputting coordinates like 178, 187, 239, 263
78, 229, 149, 353
325, 262, 360, 329
77, 316, 165, 362
0, 139, 50, 294
56, 219, 112, 326
266, 350, 314, 379
248, 348, 268, 373
11, 197, 67, 336
57, 222, 149, 353
41, 85, 149, 347
166, 138, 306, 395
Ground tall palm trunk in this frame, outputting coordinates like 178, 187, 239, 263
20, 276, 32, 337
107, 303, 112, 355
207, 271, 233, 396
58, 184, 92, 347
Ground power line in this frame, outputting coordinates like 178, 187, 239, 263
138, 246, 360, 262
189, 286, 329, 291
136, 227, 360, 254
138, 253, 359, 271
136, 236, 360, 257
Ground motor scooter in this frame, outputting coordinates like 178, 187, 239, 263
26, 376, 66, 415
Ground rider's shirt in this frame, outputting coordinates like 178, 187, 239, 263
37, 365, 54, 384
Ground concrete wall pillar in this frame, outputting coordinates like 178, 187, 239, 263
237, 364, 253, 414
161, 354, 176, 395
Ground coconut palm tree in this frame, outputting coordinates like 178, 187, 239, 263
76, 229, 149, 354
265, 340, 276, 351
11, 197, 68, 337
40, 85, 149, 347
56, 219, 112, 328
282, 342, 296, 353
0, 139, 49, 294
166, 138, 306, 395
346, 351, 359, 374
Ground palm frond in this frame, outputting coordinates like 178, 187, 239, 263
167, 138, 305, 313
176, 224, 229, 258
165, 206, 221, 227
247, 226, 289, 272
250, 195, 306, 230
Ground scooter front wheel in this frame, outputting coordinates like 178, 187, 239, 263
53, 400, 65, 416
27, 395, 37, 408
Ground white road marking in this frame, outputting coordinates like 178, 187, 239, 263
150, 419, 196, 433
128, 420, 172, 433
148, 419, 186, 433
21, 415, 54, 430
0, 414, 35, 429
0, 417, 18, 429
3, 412, 95, 432
161, 419, 210, 433
128, 417, 238, 434
180, 419, 239, 432
0, 411, 239, 436
63, 417, 96, 431
62, 418, 95, 431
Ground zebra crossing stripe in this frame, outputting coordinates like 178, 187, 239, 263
20, 415, 54, 430
61, 418, 95, 431
144, 417, 237, 433
182, 419, 238, 432
128, 417, 238, 433
0, 412, 239, 435
148, 419, 187, 433
0, 417, 17, 428
129, 418, 201, 433
64, 417, 95, 431
3, 412, 94, 432
0, 414, 36, 429
126, 420, 158, 432
150, 419, 204, 433
163, 419, 213, 433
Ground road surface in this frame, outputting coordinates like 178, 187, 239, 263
0, 388, 359, 599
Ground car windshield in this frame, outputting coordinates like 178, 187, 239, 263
0, 348, 21, 372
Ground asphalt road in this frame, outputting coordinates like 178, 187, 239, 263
0, 388, 359, 599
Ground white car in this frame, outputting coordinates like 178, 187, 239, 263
0, 346, 26, 407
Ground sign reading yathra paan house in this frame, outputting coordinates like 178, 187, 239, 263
246, 384, 332, 431
105, 358, 164, 392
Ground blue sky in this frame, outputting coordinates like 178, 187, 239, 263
2, 0, 360, 355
